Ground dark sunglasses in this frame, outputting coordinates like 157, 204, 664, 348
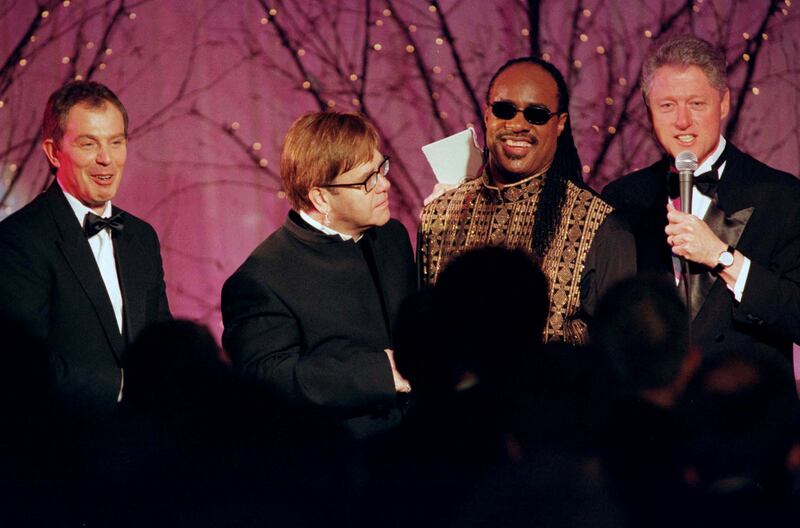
490, 101, 558, 125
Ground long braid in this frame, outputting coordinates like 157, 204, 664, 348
532, 117, 586, 259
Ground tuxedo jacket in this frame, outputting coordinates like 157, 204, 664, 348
602, 144, 800, 359
0, 183, 171, 416
221, 211, 416, 438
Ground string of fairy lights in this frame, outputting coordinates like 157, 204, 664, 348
0, 0, 795, 187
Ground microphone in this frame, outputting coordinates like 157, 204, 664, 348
675, 151, 698, 214
674, 151, 697, 324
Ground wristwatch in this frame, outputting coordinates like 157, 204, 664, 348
712, 245, 735, 274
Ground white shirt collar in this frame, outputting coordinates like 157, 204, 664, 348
298, 209, 362, 242
57, 179, 113, 227
695, 135, 727, 178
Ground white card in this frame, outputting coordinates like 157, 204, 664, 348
421, 128, 483, 185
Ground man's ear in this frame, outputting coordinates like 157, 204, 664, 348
556, 113, 567, 137
42, 139, 61, 169
307, 186, 330, 214
720, 88, 731, 121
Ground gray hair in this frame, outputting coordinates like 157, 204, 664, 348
641, 35, 727, 103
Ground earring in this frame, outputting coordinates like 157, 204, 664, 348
324, 211, 331, 226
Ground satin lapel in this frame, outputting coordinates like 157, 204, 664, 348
113, 212, 146, 343
46, 185, 125, 363
687, 152, 755, 320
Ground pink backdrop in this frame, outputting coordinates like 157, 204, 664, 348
2, 1, 799, 355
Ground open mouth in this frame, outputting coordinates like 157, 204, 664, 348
676, 134, 696, 145
504, 138, 532, 148
92, 174, 114, 183
499, 135, 536, 155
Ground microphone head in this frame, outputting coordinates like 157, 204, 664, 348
675, 151, 698, 172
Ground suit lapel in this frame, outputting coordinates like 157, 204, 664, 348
113, 213, 147, 343
686, 201, 753, 320
688, 146, 754, 320
46, 185, 126, 363
714, 145, 750, 212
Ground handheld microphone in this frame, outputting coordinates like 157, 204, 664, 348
674, 151, 697, 322
675, 151, 698, 214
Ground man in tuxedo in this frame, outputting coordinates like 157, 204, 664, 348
602, 35, 800, 359
0, 80, 171, 418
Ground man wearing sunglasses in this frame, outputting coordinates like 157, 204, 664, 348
602, 35, 800, 361
419, 57, 634, 344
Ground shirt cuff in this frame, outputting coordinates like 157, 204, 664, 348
727, 256, 751, 302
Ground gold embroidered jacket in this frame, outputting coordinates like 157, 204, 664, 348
418, 171, 616, 345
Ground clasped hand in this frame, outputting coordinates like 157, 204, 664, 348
665, 202, 727, 268
384, 348, 411, 393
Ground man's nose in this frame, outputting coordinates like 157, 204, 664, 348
506, 111, 529, 129
96, 145, 112, 165
376, 172, 391, 192
675, 104, 692, 129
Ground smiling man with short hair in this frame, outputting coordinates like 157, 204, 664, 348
0, 80, 171, 415
603, 35, 800, 359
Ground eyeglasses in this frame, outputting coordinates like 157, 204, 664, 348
490, 101, 558, 125
320, 156, 390, 193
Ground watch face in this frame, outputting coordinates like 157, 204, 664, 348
720, 251, 734, 267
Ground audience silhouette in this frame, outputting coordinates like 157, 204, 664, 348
2, 255, 798, 526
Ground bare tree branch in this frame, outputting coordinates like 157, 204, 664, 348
430, 0, 482, 125
256, 0, 327, 110
385, 0, 452, 137
589, 1, 694, 180
527, 0, 541, 56
0, 1, 60, 98
725, 0, 781, 139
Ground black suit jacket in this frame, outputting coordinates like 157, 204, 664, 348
602, 144, 800, 359
221, 211, 416, 438
0, 183, 171, 416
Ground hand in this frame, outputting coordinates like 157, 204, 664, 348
423, 182, 457, 206
384, 348, 411, 393
665, 202, 727, 267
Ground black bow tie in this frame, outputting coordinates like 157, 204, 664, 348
84, 212, 124, 238
693, 170, 719, 197
667, 146, 728, 199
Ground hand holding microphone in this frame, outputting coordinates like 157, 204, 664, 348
667, 151, 727, 268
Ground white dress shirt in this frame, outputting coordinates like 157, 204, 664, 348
59, 182, 124, 333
